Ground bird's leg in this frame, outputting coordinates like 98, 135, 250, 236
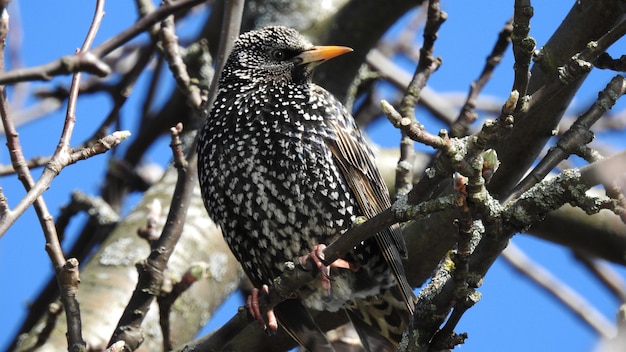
247, 284, 279, 332
298, 244, 358, 300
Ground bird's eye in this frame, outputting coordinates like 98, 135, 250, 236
271, 49, 287, 61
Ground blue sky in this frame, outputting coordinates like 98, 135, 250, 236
1, 1, 625, 351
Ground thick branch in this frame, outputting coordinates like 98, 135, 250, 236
490, 0, 626, 198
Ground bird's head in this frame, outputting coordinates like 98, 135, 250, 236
222, 26, 352, 85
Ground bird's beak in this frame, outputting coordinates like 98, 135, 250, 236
297, 46, 353, 65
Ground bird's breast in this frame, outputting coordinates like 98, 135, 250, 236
200, 86, 360, 284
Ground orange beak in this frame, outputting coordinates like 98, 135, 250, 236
297, 45, 353, 65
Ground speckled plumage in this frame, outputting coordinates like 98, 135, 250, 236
197, 26, 414, 351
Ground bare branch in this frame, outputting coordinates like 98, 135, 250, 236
169, 123, 187, 169
489, 1, 626, 198
0, 155, 51, 176
398, 0, 445, 121
508, 75, 626, 201
108, 148, 198, 350
451, 19, 512, 137
58, 258, 85, 352
390, 0, 445, 199
575, 253, 626, 303
510, 0, 535, 100
595, 52, 626, 72
503, 243, 616, 339
0, 130, 130, 237
0, 0, 207, 85
159, 12, 204, 109
366, 49, 458, 124
382, 99, 448, 149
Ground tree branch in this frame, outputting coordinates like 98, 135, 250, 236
451, 19, 512, 137
502, 243, 616, 339
507, 74, 626, 201
0, 0, 207, 85
490, 0, 626, 198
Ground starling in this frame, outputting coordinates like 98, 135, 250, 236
198, 26, 415, 351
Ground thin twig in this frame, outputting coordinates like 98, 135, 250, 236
0, 155, 51, 176
397, 0, 445, 121
366, 49, 457, 124
68, 131, 132, 164
0, 0, 207, 85
575, 253, 626, 303
169, 123, 186, 169
390, 0, 447, 198
510, 0, 535, 100
58, 258, 85, 352
507, 75, 626, 202
158, 262, 212, 350
451, 19, 512, 137
382, 100, 448, 150
159, 11, 203, 109
108, 135, 198, 350
54, 2, 107, 349
575, 146, 626, 224
525, 18, 626, 116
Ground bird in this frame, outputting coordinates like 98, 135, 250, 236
197, 26, 415, 351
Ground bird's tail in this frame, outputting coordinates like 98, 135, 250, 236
346, 287, 412, 352
275, 299, 336, 352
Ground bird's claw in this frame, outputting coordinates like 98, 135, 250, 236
297, 244, 355, 301
247, 285, 278, 332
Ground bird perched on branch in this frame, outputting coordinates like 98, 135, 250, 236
198, 26, 415, 351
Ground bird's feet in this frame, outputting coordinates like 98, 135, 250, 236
247, 244, 358, 330
297, 244, 357, 300
247, 285, 278, 332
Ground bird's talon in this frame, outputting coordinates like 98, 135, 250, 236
247, 285, 278, 332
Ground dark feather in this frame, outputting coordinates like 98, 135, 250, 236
274, 300, 336, 352
324, 118, 416, 315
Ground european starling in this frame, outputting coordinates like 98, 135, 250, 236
198, 26, 415, 351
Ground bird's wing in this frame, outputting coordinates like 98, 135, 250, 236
274, 299, 336, 352
324, 117, 416, 315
